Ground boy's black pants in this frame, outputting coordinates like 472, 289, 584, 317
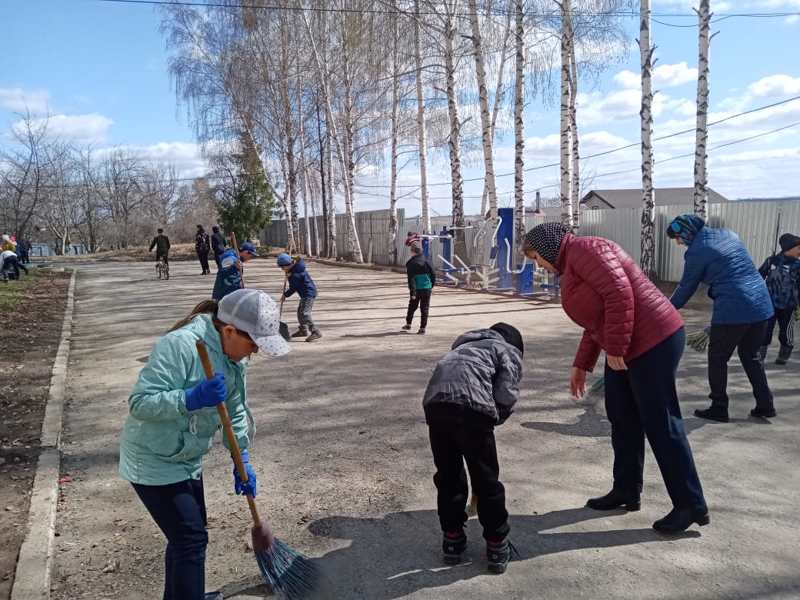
406, 290, 431, 329
426, 405, 509, 541
764, 307, 795, 352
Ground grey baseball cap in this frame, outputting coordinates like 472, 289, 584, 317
217, 289, 290, 357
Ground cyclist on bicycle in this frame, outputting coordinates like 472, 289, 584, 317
149, 228, 171, 264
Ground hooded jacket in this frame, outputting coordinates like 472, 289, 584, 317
406, 253, 436, 292
212, 249, 243, 300
119, 314, 252, 486
284, 259, 317, 299
554, 234, 684, 373
423, 329, 522, 424
670, 226, 773, 325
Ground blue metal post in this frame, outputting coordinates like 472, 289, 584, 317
422, 237, 430, 259
497, 207, 513, 289
517, 263, 534, 294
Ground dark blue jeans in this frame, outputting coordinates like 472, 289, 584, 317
604, 328, 707, 511
133, 478, 208, 600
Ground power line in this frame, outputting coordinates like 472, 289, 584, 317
355, 94, 800, 189
91, 0, 800, 19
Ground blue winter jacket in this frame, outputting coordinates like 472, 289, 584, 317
212, 249, 243, 300
284, 259, 317, 299
670, 226, 774, 325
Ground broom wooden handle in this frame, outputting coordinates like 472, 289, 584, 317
196, 341, 261, 526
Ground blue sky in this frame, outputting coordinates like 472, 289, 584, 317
2, 0, 799, 217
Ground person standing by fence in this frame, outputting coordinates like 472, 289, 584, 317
195, 225, 211, 275
404, 242, 435, 335
758, 233, 800, 365
668, 214, 776, 421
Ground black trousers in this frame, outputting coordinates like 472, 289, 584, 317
406, 290, 431, 329
197, 250, 210, 273
156, 251, 169, 265
426, 405, 509, 541
213, 252, 222, 270
708, 320, 773, 411
764, 307, 795, 351
133, 478, 208, 600
2, 256, 27, 280
604, 328, 707, 511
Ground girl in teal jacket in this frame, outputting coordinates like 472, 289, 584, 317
119, 288, 289, 600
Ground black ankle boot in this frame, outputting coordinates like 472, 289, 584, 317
442, 530, 467, 565
586, 489, 641, 512
694, 406, 729, 423
775, 345, 792, 365
750, 406, 777, 418
653, 507, 709, 533
487, 537, 514, 574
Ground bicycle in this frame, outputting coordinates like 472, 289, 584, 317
156, 256, 170, 280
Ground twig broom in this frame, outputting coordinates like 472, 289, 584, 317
196, 341, 320, 599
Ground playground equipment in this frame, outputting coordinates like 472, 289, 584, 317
409, 207, 559, 297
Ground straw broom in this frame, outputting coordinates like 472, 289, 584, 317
196, 341, 320, 599
686, 327, 711, 353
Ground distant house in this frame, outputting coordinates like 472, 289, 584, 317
581, 187, 729, 210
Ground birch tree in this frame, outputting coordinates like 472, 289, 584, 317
639, 0, 656, 279
414, 0, 432, 233
693, 0, 713, 219
467, 0, 499, 223
513, 0, 526, 252
558, 0, 574, 228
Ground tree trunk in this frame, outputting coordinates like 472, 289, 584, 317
340, 25, 364, 263
468, 0, 499, 224
481, 3, 514, 218
388, 3, 400, 265
414, 0, 431, 233
444, 10, 466, 260
513, 0, 526, 253
326, 121, 338, 259
693, 0, 712, 219
639, 0, 657, 279
316, 100, 329, 257
559, 0, 574, 228
570, 49, 580, 232
301, 8, 359, 261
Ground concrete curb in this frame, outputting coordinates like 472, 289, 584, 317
11, 269, 76, 600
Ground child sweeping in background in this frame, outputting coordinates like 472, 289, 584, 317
423, 323, 523, 574
277, 253, 322, 342
759, 233, 800, 365
212, 241, 258, 301
404, 242, 436, 335
119, 289, 290, 600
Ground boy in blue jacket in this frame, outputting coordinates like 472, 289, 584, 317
277, 253, 321, 342
758, 233, 800, 365
211, 242, 257, 301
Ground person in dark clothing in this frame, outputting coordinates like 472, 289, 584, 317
758, 233, 800, 365
404, 243, 435, 335
668, 214, 776, 421
211, 226, 226, 270
523, 222, 708, 534
277, 253, 321, 342
195, 225, 211, 275
16, 239, 30, 264
149, 229, 171, 264
423, 324, 523, 574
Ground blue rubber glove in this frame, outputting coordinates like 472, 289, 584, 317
233, 450, 258, 497
184, 373, 226, 412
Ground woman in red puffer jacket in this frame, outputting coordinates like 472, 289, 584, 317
523, 222, 708, 534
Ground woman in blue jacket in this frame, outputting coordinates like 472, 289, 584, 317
119, 289, 289, 600
668, 214, 775, 421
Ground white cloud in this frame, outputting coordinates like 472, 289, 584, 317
106, 141, 209, 177
12, 113, 113, 143
747, 74, 800, 97
0, 87, 50, 113
614, 62, 698, 90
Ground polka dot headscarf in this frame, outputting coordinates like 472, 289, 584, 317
523, 222, 571, 268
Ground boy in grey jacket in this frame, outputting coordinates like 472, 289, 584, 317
423, 323, 523, 574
